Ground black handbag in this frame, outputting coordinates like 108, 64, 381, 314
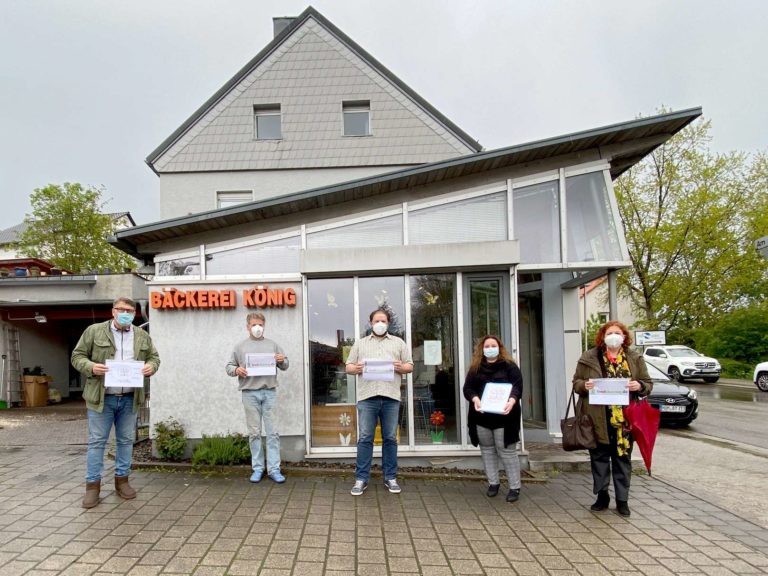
560, 388, 597, 451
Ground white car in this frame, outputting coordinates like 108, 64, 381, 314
754, 362, 768, 392
643, 345, 721, 383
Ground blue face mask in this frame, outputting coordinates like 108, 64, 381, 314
117, 312, 135, 326
483, 347, 499, 359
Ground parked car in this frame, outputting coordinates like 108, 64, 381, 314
645, 361, 699, 426
754, 361, 768, 392
642, 345, 721, 383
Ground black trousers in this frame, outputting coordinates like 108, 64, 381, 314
589, 423, 633, 502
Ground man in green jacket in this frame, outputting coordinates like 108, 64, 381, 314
71, 296, 160, 508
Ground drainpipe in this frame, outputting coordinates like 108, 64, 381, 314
608, 269, 618, 320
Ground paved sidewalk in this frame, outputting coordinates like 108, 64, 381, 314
1, 405, 768, 575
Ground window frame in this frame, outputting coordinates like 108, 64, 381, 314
215, 190, 253, 210
342, 100, 371, 137
253, 104, 282, 140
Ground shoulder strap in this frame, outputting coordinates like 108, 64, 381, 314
564, 387, 578, 418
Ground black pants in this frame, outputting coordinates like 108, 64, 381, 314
589, 423, 633, 502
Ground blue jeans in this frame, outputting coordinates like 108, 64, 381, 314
86, 395, 137, 482
242, 388, 280, 475
355, 396, 400, 482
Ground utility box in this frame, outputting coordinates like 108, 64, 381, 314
23, 376, 49, 407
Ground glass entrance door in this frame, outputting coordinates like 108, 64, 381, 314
464, 274, 511, 355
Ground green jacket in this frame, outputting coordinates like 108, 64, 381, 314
71, 320, 161, 413
571, 346, 652, 445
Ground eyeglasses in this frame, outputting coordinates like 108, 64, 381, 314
114, 308, 135, 313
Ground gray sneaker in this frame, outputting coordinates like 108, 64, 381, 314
384, 479, 401, 494
350, 480, 368, 496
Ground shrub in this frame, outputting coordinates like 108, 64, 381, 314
191, 433, 250, 466
718, 358, 753, 380
153, 418, 187, 461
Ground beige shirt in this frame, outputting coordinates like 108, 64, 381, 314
346, 333, 413, 402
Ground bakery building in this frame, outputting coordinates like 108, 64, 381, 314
111, 8, 700, 465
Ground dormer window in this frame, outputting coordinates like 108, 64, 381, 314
253, 104, 282, 140
343, 100, 371, 136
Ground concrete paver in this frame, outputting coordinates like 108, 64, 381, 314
1, 405, 768, 574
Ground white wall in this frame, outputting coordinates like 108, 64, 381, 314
158, 166, 411, 220
0, 247, 20, 259
148, 282, 304, 442
579, 279, 641, 330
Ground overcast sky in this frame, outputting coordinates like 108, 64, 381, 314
1, 0, 766, 230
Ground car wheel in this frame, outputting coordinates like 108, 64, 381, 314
703, 376, 719, 384
757, 372, 768, 392
668, 366, 685, 382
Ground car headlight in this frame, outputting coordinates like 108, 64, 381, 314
687, 389, 697, 400
681, 361, 694, 366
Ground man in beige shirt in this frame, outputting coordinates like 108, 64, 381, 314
345, 308, 413, 496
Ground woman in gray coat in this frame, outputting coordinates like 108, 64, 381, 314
572, 320, 652, 517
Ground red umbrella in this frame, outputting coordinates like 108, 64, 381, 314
623, 399, 660, 474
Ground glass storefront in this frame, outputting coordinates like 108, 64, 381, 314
308, 272, 518, 451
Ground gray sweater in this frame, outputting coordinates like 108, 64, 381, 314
225, 336, 288, 390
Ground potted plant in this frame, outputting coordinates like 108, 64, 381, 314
430, 410, 445, 444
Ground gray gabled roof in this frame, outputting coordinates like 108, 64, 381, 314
0, 212, 136, 246
145, 6, 482, 171
0, 212, 135, 246
0, 222, 27, 245
116, 107, 702, 260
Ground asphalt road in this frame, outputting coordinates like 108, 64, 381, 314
652, 378, 768, 529
685, 378, 768, 448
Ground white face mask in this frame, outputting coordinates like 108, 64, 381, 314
250, 325, 264, 338
604, 333, 624, 349
372, 321, 388, 336
483, 347, 499, 359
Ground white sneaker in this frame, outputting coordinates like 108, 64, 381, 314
384, 479, 401, 494
350, 480, 368, 496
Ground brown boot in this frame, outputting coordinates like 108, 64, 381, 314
82, 480, 100, 508
115, 475, 137, 500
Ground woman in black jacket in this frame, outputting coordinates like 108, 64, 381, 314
463, 335, 523, 502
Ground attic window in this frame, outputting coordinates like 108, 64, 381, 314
217, 190, 253, 209
254, 104, 282, 140
343, 100, 370, 136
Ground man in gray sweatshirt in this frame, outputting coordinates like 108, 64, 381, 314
225, 312, 289, 483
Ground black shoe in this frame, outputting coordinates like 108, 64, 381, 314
486, 484, 500, 497
616, 500, 631, 517
506, 488, 520, 503
590, 490, 610, 511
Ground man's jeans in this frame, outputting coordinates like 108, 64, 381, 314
355, 396, 400, 482
242, 388, 280, 475
86, 395, 137, 482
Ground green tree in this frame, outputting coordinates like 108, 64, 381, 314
693, 302, 768, 365
614, 114, 768, 337
15, 183, 136, 273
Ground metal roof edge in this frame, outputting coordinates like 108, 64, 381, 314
145, 6, 482, 168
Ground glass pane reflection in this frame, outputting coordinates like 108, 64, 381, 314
307, 278, 356, 447
410, 274, 458, 445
